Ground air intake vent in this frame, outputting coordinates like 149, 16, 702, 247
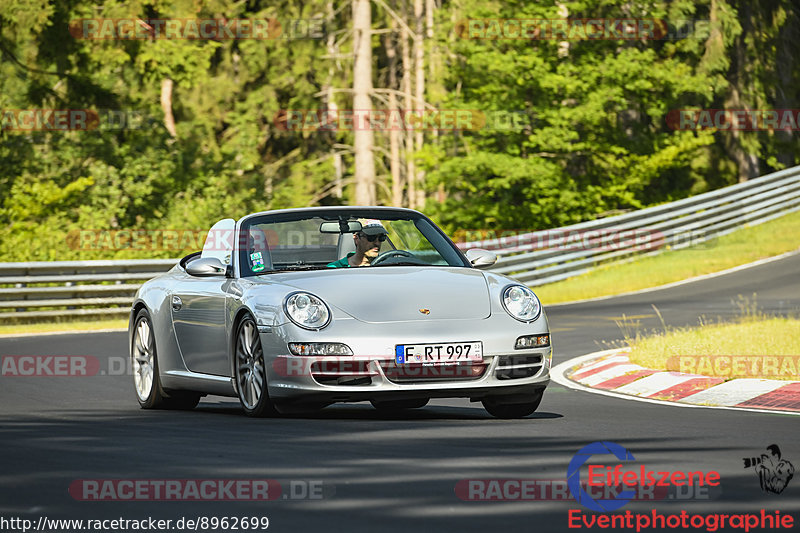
495, 354, 543, 380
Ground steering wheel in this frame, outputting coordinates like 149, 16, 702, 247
371, 249, 416, 265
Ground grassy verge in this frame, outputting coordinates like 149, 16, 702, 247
0, 318, 128, 336
626, 308, 800, 381
534, 209, 800, 305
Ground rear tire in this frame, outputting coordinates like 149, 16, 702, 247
132, 309, 200, 410
482, 389, 544, 419
370, 398, 429, 411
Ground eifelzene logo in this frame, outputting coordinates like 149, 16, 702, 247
567, 441, 721, 512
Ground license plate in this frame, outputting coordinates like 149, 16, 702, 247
395, 342, 483, 365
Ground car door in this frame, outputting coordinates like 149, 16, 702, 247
171, 277, 231, 376
171, 218, 236, 377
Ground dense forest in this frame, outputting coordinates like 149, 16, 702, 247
1, 0, 798, 260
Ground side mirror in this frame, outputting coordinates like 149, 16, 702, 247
465, 248, 497, 269
186, 257, 229, 277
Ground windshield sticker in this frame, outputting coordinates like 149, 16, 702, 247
250, 251, 265, 272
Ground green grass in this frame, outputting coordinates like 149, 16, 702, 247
534, 209, 800, 305
626, 303, 800, 380
0, 318, 128, 336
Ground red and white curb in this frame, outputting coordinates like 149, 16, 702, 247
550, 349, 800, 416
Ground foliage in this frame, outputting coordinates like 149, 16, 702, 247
1, 0, 798, 260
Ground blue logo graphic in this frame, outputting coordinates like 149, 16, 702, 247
567, 441, 636, 512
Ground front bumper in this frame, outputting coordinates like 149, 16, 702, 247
265, 350, 551, 405
258, 308, 552, 406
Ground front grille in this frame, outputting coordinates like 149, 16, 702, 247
380, 361, 487, 384
495, 354, 543, 380
310, 360, 375, 386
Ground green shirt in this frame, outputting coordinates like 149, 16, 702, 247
327, 252, 355, 268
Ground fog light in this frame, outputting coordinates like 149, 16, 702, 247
515, 334, 550, 349
288, 342, 353, 356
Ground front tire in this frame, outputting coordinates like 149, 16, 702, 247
482, 389, 544, 419
235, 315, 278, 417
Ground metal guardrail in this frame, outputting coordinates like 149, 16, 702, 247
1, 166, 799, 321
0, 259, 176, 321
463, 165, 800, 286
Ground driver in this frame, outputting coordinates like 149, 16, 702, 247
327, 219, 388, 267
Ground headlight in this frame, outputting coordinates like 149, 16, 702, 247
502, 285, 542, 322
289, 342, 353, 356
284, 292, 331, 330
515, 334, 549, 349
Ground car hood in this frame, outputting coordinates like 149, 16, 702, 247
261, 267, 491, 322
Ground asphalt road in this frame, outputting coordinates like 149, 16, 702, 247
2, 252, 799, 533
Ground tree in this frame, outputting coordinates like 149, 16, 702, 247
352, 0, 377, 204
1, 0, 798, 261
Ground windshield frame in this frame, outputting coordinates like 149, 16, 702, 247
235, 207, 470, 277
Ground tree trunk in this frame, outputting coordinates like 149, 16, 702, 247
160, 78, 177, 138
556, 2, 570, 58
426, 0, 441, 204
401, 17, 415, 208
724, 0, 760, 182
426, 0, 436, 87
353, 0, 376, 204
413, 0, 425, 208
327, 1, 344, 198
385, 22, 402, 207
774, 1, 798, 168
724, 87, 760, 183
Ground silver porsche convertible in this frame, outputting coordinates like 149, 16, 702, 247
129, 207, 551, 418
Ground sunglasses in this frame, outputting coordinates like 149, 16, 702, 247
359, 233, 387, 243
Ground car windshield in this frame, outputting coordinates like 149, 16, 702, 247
238, 210, 468, 275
